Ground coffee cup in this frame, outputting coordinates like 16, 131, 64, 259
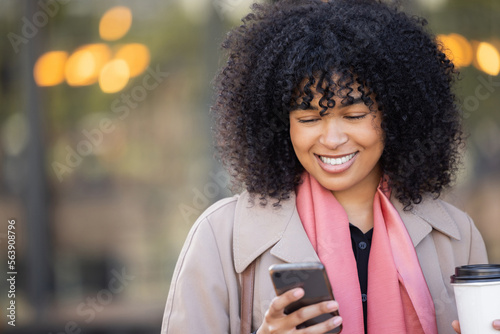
451, 264, 500, 334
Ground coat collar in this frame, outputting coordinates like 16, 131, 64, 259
233, 191, 461, 273
391, 193, 461, 246
233, 191, 318, 273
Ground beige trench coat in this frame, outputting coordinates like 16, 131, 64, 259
161, 191, 488, 334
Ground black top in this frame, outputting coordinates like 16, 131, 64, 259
349, 223, 373, 334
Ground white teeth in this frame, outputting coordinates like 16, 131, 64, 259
320, 153, 356, 166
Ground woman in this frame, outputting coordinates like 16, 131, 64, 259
161, 0, 499, 333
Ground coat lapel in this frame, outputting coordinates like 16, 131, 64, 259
233, 192, 318, 273
391, 194, 461, 247
270, 208, 320, 264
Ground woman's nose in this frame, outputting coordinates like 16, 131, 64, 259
319, 120, 348, 149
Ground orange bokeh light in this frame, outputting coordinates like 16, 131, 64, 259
114, 43, 150, 77
99, 6, 132, 41
437, 33, 473, 68
34, 51, 68, 86
65, 49, 95, 86
99, 59, 130, 93
65, 44, 111, 86
476, 42, 500, 76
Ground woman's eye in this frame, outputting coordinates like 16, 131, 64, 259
298, 118, 320, 123
345, 114, 367, 120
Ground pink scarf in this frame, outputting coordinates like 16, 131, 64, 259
296, 173, 438, 334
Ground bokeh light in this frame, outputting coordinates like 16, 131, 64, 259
82, 43, 112, 75
65, 49, 96, 86
181, 0, 212, 24
65, 44, 112, 86
437, 33, 473, 68
1, 113, 29, 156
476, 42, 500, 76
34, 51, 68, 87
99, 6, 132, 41
114, 43, 150, 77
99, 59, 130, 93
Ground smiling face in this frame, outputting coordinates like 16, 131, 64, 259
289, 84, 384, 197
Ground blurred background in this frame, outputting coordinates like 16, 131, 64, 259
0, 0, 499, 333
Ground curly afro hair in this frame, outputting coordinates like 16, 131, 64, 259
212, 0, 461, 209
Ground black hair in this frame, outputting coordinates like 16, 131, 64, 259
212, 0, 461, 209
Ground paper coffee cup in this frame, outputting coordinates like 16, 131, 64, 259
451, 264, 500, 334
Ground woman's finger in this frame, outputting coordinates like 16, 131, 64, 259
451, 320, 461, 333
493, 319, 500, 330
267, 288, 305, 317
289, 300, 339, 326
296, 315, 343, 334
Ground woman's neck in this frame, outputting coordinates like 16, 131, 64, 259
332, 170, 382, 233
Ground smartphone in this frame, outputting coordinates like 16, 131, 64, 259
269, 262, 341, 333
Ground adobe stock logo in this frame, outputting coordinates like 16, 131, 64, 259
459, 75, 500, 119
47, 267, 135, 334
178, 170, 230, 224
7, 0, 72, 54
51, 65, 169, 182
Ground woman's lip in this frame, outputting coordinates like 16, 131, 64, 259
315, 152, 358, 173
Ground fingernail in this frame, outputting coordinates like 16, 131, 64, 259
333, 316, 342, 326
493, 320, 500, 329
326, 301, 337, 310
293, 289, 303, 298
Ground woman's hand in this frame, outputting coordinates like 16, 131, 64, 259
452, 319, 500, 333
256, 288, 342, 334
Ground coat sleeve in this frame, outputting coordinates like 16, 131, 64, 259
466, 214, 489, 264
161, 215, 232, 334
